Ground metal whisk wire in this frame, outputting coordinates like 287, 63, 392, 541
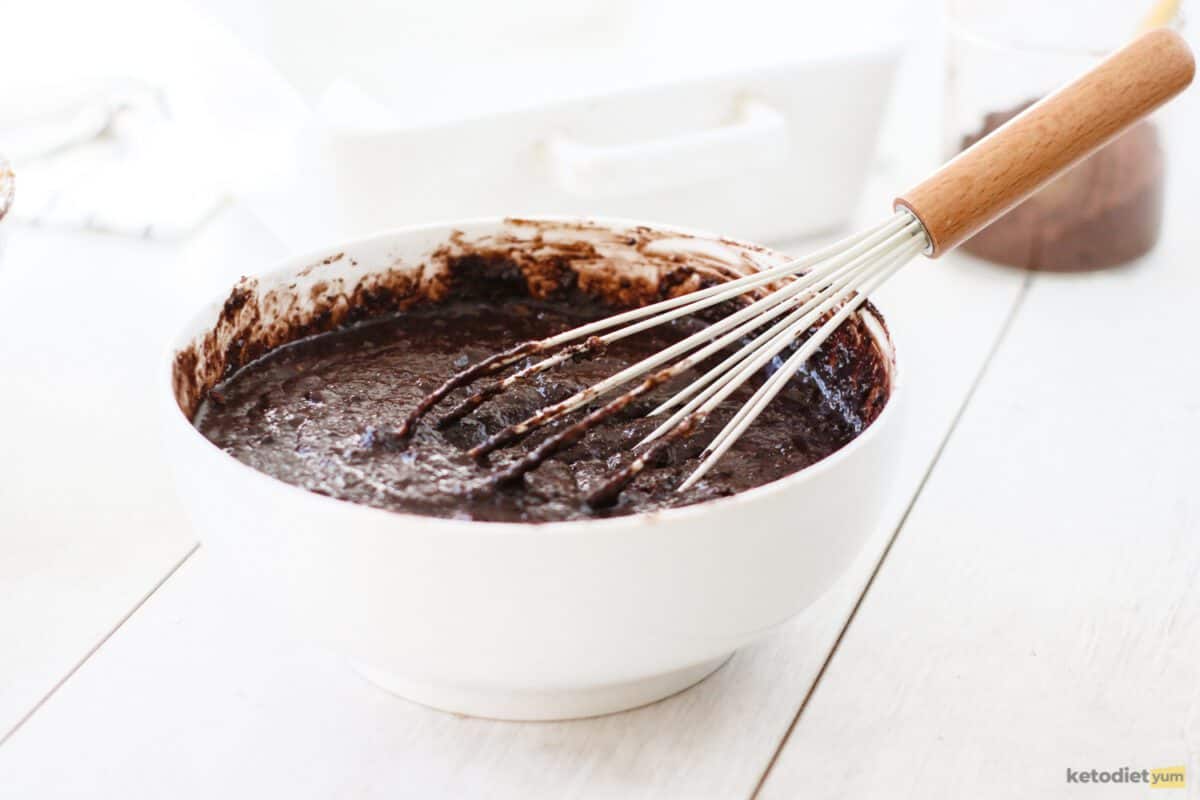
403, 209, 928, 501
396, 212, 908, 439
676, 219, 926, 489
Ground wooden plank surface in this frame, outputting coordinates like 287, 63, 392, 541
0, 222, 1026, 798
0, 211, 284, 743
0, 228, 198, 739
758, 107, 1200, 800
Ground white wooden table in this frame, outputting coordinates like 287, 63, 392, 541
2, 39, 1199, 799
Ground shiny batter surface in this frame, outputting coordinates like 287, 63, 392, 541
193, 299, 873, 522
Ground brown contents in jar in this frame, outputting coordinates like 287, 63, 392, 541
959, 99, 1164, 271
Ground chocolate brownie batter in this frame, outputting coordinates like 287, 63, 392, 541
193, 292, 889, 523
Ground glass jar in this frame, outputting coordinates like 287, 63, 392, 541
945, 0, 1182, 271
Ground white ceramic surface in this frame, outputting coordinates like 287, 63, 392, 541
163, 218, 903, 720
253, 38, 900, 253
317, 52, 898, 248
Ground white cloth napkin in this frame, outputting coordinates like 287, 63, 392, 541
0, 0, 307, 241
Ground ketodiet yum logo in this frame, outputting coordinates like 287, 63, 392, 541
1065, 765, 1186, 789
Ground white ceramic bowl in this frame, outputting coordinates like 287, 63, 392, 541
163, 217, 902, 720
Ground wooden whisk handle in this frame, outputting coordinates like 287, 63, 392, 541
895, 28, 1195, 257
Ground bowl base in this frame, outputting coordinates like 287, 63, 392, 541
354, 653, 732, 721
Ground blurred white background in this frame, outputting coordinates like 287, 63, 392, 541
0, 0, 913, 244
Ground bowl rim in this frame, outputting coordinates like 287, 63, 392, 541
164, 214, 903, 535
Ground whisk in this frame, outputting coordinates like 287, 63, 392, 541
400, 29, 1194, 506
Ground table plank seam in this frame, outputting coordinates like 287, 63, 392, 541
0, 541, 201, 748
747, 269, 1035, 800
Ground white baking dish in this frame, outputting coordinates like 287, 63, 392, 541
317, 51, 898, 246
163, 217, 902, 720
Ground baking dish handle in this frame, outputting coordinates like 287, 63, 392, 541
547, 98, 789, 197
